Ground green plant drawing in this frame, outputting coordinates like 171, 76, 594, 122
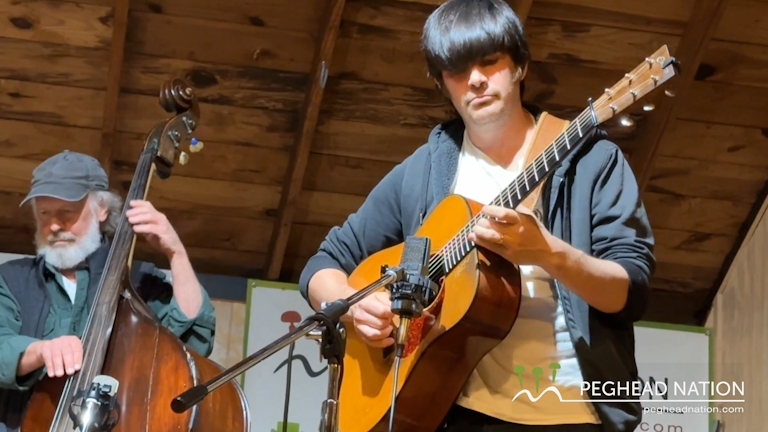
532, 366, 543, 393
513, 365, 525, 387
271, 421, 300, 432
513, 362, 561, 394
549, 362, 561, 381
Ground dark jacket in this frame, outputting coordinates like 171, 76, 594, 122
298, 113, 656, 432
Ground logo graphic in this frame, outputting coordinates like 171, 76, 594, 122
271, 421, 300, 432
511, 362, 561, 401
272, 310, 328, 378
510, 363, 746, 404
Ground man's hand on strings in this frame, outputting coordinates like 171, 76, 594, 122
35, 335, 83, 378
349, 291, 395, 348
126, 200, 186, 259
348, 290, 436, 349
468, 205, 558, 268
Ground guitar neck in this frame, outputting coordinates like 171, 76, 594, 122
491, 107, 597, 210
433, 106, 598, 277
427, 43, 678, 288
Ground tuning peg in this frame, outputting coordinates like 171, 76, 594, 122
619, 115, 635, 127
179, 151, 189, 165
189, 137, 204, 153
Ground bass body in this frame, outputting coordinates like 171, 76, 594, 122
21, 279, 250, 432
339, 194, 523, 431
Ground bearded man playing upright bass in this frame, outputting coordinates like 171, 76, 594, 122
0, 150, 217, 432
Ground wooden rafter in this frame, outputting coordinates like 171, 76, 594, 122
264, 0, 532, 279
629, 0, 731, 193
399, 0, 532, 13
511, 0, 533, 22
264, 0, 346, 279
97, 0, 131, 178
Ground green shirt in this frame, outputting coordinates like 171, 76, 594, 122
0, 262, 216, 391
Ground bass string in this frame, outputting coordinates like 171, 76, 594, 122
72, 148, 157, 391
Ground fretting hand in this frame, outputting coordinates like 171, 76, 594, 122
468, 204, 558, 268
126, 200, 185, 259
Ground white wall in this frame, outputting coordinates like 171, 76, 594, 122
0, 252, 29, 265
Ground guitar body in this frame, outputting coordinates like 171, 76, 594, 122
339, 194, 523, 431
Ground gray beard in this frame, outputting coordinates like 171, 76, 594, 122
36, 217, 102, 270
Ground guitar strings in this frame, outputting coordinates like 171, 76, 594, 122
425, 74, 655, 279
429, 75, 655, 274
425, 107, 592, 277
429, 113, 585, 273
77, 150, 156, 382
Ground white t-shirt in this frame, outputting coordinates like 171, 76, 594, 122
450, 129, 601, 425
60, 276, 77, 304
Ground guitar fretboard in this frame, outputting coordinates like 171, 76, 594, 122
427, 108, 598, 280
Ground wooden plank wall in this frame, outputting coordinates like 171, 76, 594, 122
0, 0, 322, 277
0, 0, 111, 259
641, 0, 768, 322
704, 196, 767, 430
1, 0, 768, 325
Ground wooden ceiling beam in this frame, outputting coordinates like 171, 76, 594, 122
399, 0, 533, 12
264, 0, 532, 280
510, 0, 533, 22
98, 0, 131, 178
264, 0, 346, 279
629, 0, 731, 193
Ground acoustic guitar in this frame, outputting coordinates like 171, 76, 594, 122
336, 46, 679, 431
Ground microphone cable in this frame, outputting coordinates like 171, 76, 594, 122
281, 341, 296, 432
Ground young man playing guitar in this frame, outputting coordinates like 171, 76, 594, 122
298, 0, 656, 430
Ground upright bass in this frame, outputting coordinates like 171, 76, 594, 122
20, 79, 250, 431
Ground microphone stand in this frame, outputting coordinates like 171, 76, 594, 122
170, 265, 412, 432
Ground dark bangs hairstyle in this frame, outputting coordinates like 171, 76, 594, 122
421, 0, 531, 94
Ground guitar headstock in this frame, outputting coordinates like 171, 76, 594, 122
589, 45, 680, 125
152, 78, 205, 178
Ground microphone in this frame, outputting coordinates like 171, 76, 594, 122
387, 236, 436, 358
384, 236, 436, 432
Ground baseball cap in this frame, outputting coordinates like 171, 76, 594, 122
20, 150, 109, 207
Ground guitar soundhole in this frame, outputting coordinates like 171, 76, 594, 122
383, 344, 394, 359
380, 275, 445, 361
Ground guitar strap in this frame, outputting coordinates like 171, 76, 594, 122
518, 111, 570, 214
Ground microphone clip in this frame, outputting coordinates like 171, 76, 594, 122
383, 265, 434, 320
